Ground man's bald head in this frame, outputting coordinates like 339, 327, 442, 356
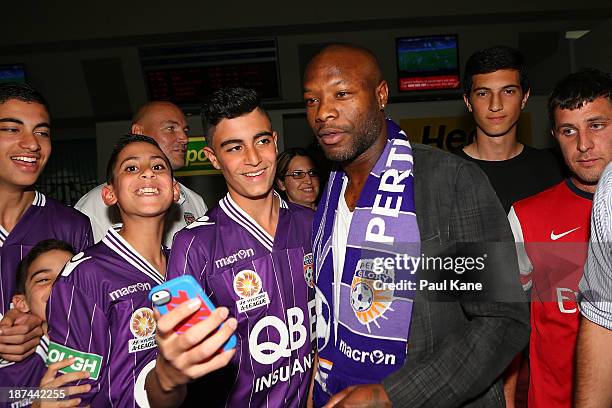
302, 43, 389, 163
130, 101, 190, 170
132, 101, 180, 126
304, 44, 383, 89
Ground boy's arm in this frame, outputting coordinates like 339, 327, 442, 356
145, 229, 236, 408
145, 300, 236, 408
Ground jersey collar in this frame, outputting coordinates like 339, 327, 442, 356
102, 228, 165, 285
32, 191, 46, 207
0, 227, 7, 247
219, 191, 287, 252
565, 178, 595, 200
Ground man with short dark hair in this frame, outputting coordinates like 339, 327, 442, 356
304, 44, 529, 407
508, 68, 612, 407
145, 87, 315, 408
459, 46, 565, 407
0, 83, 92, 369
458, 45, 563, 213
75, 101, 207, 247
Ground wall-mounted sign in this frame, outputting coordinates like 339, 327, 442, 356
399, 113, 532, 152
174, 137, 221, 177
140, 39, 280, 110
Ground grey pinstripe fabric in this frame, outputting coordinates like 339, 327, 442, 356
579, 162, 612, 330
381, 144, 530, 408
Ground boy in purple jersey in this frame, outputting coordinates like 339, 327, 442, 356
46, 135, 183, 407
2, 239, 90, 408
0, 83, 92, 367
146, 88, 316, 408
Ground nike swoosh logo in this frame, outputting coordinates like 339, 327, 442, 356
550, 227, 581, 241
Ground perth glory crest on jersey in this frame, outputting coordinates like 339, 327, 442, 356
0, 192, 92, 316
46, 228, 167, 408
167, 194, 315, 408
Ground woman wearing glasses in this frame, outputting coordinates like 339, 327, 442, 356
276, 147, 321, 210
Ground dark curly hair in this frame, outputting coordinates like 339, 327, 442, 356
0, 82, 49, 112
105, 134, 172, 183
463, 46, 529, 96
15, 239, 74, 295
201, 87, 270, 143
548, 68, 612, 130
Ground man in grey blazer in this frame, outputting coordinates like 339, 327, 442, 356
304, 44, 529, 407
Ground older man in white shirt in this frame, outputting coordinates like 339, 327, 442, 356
76, 101, 207, 247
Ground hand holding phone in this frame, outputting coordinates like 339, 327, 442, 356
150, 275, 237, 351
146, 276, 238, 395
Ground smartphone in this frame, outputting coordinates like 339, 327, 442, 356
149, 275, 237, 351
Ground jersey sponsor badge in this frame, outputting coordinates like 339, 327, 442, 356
128, 307, 157, 353
304, 253, 314, 288
47, 342, 103, 380
233, 270, 269, 313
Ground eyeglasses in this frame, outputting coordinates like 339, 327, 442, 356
284, 169, 318, 180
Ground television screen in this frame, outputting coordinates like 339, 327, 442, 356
0, 64, 26, 84
396, 35, 460, 92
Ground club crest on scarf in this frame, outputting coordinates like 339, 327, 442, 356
350, 259, 394, 331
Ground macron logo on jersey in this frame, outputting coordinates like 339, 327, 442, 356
61, 253, 92, 277
186, 215, 215, 229
109, 282, 152, 301
214, 248, 255, 269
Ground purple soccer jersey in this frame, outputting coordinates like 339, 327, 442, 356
46, 228, 166, 408
0, 337, 48, 408
168, 194, 315, 408
0, 192, 93, 316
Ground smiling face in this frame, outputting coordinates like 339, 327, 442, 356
204, 108, 277, 206
13, 249, 72, 321
303, 47, 388, 163
133, 102, 190, 170
277, 155, 320, 208
103, 141, 179, 219
464, 69, 529, 138
553, 96, 612, 192
0, 99, 51, 190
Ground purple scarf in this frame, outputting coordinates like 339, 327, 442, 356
313, 119, 420, 405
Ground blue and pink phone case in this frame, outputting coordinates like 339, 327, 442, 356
149, 275, 237, 351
